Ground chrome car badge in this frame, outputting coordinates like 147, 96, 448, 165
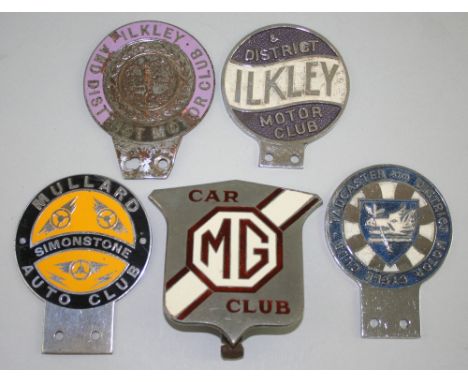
84, 20, 215, 179
222, 24, 349, 169
16, 175, 151, 353
325, 164, 452, 338
150, 181, 321, 358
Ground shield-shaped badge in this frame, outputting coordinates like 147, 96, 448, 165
359, 200, 419, 265
149, 180, 321, 359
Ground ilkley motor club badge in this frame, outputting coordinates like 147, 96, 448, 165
222, 24, 349, 169
84, 21, 215, 179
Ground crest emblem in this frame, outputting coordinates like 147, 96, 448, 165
150, 180, 321, 358
359, 200, 419, 265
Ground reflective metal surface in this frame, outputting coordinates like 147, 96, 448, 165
43, 303, 114, 354
150, 180, 322, 358
360, 284, 420, 338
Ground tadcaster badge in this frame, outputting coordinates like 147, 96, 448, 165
222, 24, 349, 168
325, 165, 452, 338
84, 21, 215, 179
16, 175, 151, 353
150, 180, 321, 359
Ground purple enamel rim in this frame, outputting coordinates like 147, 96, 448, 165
83, 20, 215, 134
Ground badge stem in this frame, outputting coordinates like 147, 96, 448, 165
221, 337, 244, 360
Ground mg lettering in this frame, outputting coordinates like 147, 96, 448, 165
188, 207, 282, 291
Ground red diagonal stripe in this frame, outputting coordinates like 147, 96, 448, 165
279, 197, 321, 231
166, 267, 189, 290
256, 188, 283, 210
176, 289, 213, 320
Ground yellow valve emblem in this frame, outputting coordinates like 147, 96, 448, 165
32, 190, 135, 246
35, 250, 128, 294
30, 190, 134, 295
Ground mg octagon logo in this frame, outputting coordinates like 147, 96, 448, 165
187, 207, 283, 292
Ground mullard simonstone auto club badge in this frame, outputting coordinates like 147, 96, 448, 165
325, 165, 452, 338
149, 181, 321, 358
16, 175, 150, 353
222, 24, 349, 169
84, 21, 214, 179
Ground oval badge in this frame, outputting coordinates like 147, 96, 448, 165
222, 24, 349, 168
16, 174, 151, 309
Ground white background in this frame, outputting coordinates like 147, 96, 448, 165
0, 13, 467, 369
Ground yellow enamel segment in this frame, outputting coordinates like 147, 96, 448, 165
31, 190, 135, 246
34, 249, 128, 294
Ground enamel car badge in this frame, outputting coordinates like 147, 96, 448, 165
222, 24, 349, 168
326, 165, 452, 338
150, 181, 321, 358
16, 175, 151, 353
84, 20, 214, 179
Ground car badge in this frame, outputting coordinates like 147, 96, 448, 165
16, 175, 151, 353
149, 180, 321, 358
84, 20, 215, 179
222, 24, 349, 169
325, 164, 452, 338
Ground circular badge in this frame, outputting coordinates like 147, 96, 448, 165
84, 20, 215, 143
222, 24, 349, 144
16, 175, 151, 309
326, 164, 452, 288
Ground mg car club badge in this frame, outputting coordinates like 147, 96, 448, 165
150, 181, 321, 358
222, 24, 349, 169
84, 20, 215, 179
326, 165, 452, 338
16, 175, 151, 353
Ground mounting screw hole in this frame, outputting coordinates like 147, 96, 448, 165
399, 319, 409, 329
157, 158, 169, 170
91, 330, 101, 340
369, 319, 379, 329
54, 331, 64, 341
139, 237, 147, 245
264, 153, 274, 162
19, 237, 27, 245
290, 155, 300, 164
125, 158, 140, 171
